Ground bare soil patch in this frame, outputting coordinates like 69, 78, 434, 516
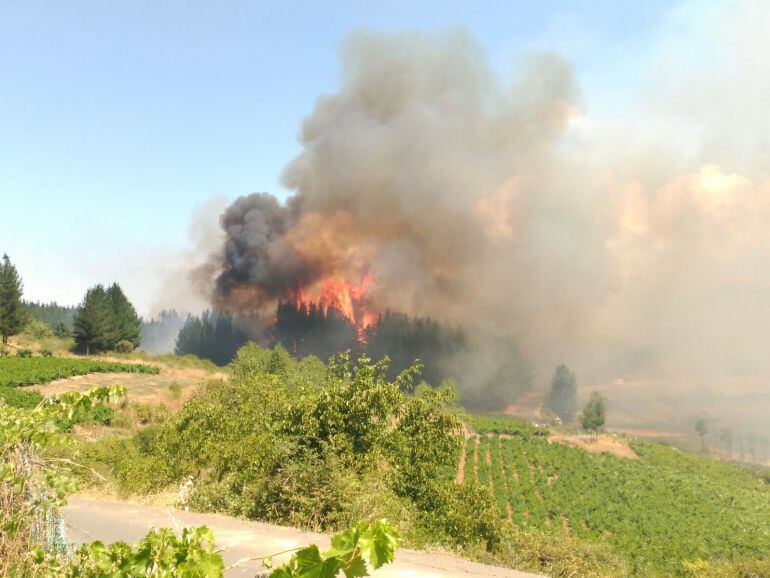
31, 372, 214, 404
456, 440, 466, 484
549, 433, 639, 460
503, 391, 544, 419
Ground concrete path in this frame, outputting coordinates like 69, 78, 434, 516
63, 498, 543, 578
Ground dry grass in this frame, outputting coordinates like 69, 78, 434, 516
549, 433, 639, 460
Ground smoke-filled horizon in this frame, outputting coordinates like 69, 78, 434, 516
191, 17, 770, 384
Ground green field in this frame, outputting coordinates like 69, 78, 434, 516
464, 416, 770, 576
0, 356, 159, 387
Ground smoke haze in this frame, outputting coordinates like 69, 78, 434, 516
193, 11, 770, 396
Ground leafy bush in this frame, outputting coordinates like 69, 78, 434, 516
22, 318, 55, 340
115, 339, 134, 353
53, 321, 72, 339
493, 525, 627, 578
99, 345, 491, 552
40, 349, 53, 357
16, 348, 32, 358
0, 386, 43, 409
1, 385, 400, 576
0, 386, 126, 574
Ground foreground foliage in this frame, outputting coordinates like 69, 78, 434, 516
90, 344, 500, 550
1, 386, 126, 574
0, 356, 159, 387
1, 381, 399, 577
32, 519, 399, 578
269, 519, 399, 578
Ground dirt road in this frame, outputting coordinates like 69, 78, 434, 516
63, 498, 542, 578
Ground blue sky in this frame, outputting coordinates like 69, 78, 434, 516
0, 0, 676, 312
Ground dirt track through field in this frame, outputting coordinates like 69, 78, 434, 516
497, 437, 513, 522
31, 359, 226, 403
456, 438, 466, 484
486, 446, 494, 495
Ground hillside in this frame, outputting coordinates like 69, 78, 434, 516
504, 377, 770, 468
3, 340, 769, 577
461, 415, 770, 576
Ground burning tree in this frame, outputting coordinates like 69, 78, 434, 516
274, 300, 358, 360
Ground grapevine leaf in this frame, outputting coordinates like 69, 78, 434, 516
342, 557, 369, 578
356, 520, 399, 569
293, 545, 341, 578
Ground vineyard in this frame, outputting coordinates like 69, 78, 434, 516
461, 417, 770, 576
0, 356, 159, 387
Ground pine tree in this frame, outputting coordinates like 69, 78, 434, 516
695, 419, 709, 454
580, 391, 606, 439
0, 254, 28, 344
545, 363, 578, 422
175, 310, 249, 365
73, 285, 112, 355
106, 283, 141, 348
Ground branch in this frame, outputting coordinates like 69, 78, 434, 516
223, 546, 302, 571
47, 457, 107, 481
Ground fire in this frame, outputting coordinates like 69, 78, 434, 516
290, 275, 376, 341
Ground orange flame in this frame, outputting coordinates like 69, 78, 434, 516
290, 275, 376, 341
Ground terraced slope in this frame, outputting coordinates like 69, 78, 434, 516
461, 416, 770, 576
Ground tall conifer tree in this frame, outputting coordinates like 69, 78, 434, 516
545, 363, 578, 422
106, 283, 141, 347
73, 285, 111, 355
0, 254, 28, 344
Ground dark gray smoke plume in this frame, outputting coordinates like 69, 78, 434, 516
196, 21, 770, 413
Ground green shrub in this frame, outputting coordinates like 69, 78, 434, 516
22, 318, 55, 340
56, 402, 115, 430
493, 525, 627, 578
0, 386, 43, 409
167, 381, 182, 400
133, 403, 152, 425
53, 321, 72, 338
95, 346, 479, 550
39, 349, 53, 357
412, 480, 502, 551
16, 348, 32, 358
115, 339, 134, 353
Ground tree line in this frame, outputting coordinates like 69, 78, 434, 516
23, 301, 76, 338
174, 304, 536, 409
0, 253, 141, 354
